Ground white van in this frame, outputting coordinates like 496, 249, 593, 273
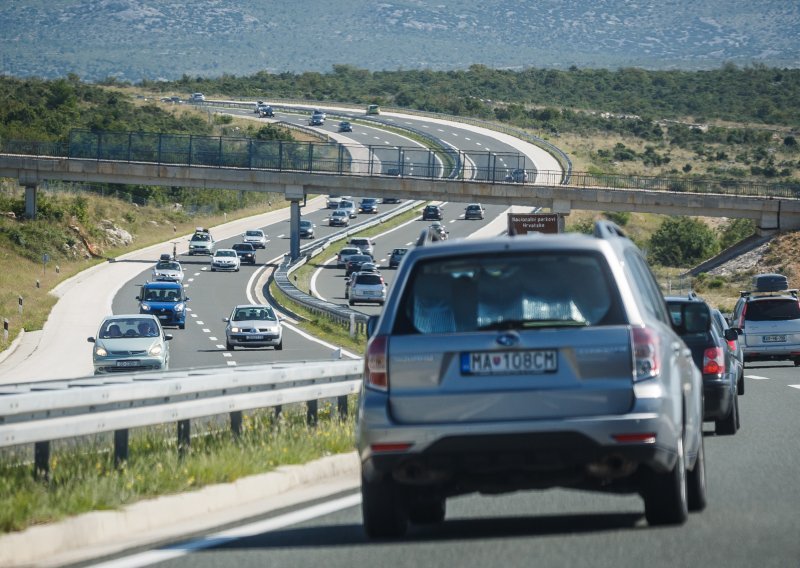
190, 93, 205, 102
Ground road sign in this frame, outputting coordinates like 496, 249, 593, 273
507, 213, 562, 235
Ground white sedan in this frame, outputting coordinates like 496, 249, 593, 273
210, 249, 241, 272
242, 229, 267, 249
151, 259, 184, 283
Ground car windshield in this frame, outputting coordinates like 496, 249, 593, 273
356, 274, 383, 285
216, 250, 236, 257
333, 211, 347, 217
393, 249, 407, 255
246, 231, 262, 237
393, 252, 625, 334
155, 261, 179, 270
100, 319, 160, 338
233, 244, 253, 250
232, 307, 276, 321
142, 288, 181, 302
192, 234, 209, 241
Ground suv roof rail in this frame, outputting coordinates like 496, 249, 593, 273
741, 288, 799, 298
593, 220, 628, 240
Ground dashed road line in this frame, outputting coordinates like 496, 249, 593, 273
208, 336, 217, 341
196, 320, 204, 325
223, 353, 232, 358
215, 344, 225, 349
227, 361, 237, 366
202, 328, 210, 333
790, 385, 800, 390
745, 375, 771, 380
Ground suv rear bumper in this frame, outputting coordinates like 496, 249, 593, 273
358, 394, 681, 492
702, 380, 734, 420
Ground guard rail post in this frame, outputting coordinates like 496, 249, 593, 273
230, 411, 243, 438
337, 396, 348, 421
114, 429, 129, 468
34, 441, 50, 480
3, 318, 8, 342
306, 400, 318, 427
177, 419, 191, 459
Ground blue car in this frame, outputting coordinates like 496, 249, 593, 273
137, 281, 190, 329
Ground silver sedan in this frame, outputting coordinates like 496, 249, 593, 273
223, 304, 283, 350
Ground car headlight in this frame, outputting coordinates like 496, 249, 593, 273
140, 304, 151, 311
175, 303, 185, 311
148, 344, 163, 356
94, 346, 108, 357
230, 327, 240, 333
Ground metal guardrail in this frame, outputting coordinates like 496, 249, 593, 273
0, 360, 362, 477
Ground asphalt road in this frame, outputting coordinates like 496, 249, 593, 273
91, 364, 800, 568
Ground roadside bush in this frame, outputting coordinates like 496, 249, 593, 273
603, 211, 630, 226
718, 218, 756, 249
649, 217, 719, 267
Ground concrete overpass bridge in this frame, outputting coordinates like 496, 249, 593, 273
1, 129, 799, 259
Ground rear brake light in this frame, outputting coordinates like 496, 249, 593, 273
702, 347, 725, 375
632, 326, 660, 382
612, 433, 656, 444
738, 304, 746, 329
365, 335, 388, 390
371, 442, 413, 453
726, 339, 737, 352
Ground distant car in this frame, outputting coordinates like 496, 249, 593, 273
382, 196, 402, 204
258, 105, 274, 117
169, 96, 182, 103
464, 203, 485, 220
712, 308, 744, 396
327, 195, 342, 209
359, 198, 379, 214
359, 262, 380, 274
366, 104, 380, 115
388, 247, 408, 268
243, 229, 267, 249
337, 246, 363, 268
231, 242, 257, 265
190, 93, 205, 102
347, 271, 387, 306
338, 121, 353, 132
254, 101, 264, 114
348, 237, 375, 256
338, 199, 357, 218
309, 115, 325, 126
386, 168, 401, 177
188, 228, 215, 256
329, 210, 350, 227
88, 314, 172, 374
210, 249, 241, 272
346, 254, 375, 276
151, 259, 184, 283
299, 219, 316, 239
223, 304, 282, 351
422, 204, 443, 221
137, 281, 189, 329
505, 168, 529, 183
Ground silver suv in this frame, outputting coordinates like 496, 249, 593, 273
731, 274, 800, 366
358, 221, 705, 537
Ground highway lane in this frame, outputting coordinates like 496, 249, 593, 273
94, 364, 800, 568
313, 202, 512, 318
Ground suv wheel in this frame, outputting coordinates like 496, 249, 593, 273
275, 340, 283, 351
737, 370, 745, 396
226, 341, 234, 351
644, 436, 688, 526
179, 323, 185, 330
715, 394, 738, 435
361, 474, 408, 538
687, 435, 707, 512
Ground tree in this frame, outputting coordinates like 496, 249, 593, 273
649, 217, 719, 267
718, 218, 756, 249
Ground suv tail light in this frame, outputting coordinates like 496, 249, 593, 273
365, 335, 388, 391
702, 347, 725, 375
726, 339, 737, 352
632, 326, 660, 382
737, 304, 747, 329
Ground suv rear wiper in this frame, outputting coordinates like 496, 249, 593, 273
477, 318, 589, 331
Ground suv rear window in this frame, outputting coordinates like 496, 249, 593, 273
392, 251, 625, 334
356, 274, 383, 285
745, 298, 800, 321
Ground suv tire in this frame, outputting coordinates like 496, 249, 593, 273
407, 496, 446, 525
361, 474, 408, 538
737, 371, 745, 396
644, 436, 688, 526
687, 436, 707, 512
715, 395, 738, 435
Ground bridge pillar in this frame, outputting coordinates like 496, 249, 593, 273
285, 185, 305, 261
24, 184, 38, 219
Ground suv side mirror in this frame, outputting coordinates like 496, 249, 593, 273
366, 315, 379, 338
723, 328, 739, 341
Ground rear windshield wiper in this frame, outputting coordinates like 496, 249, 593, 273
477, 318, 589, 331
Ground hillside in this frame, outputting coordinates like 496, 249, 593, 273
1, 1, 798, 82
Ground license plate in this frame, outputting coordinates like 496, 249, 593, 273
461, 350, 558, 375
158, 315, 168, 319
116, 360, 140, 367
762, 335, 786, 343
247, 335, 264, 340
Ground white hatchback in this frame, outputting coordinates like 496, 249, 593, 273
210, 249, 241, 272
242, 229, 267, 249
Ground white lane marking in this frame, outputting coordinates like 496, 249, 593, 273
187, 278, 195, 283
422, 124, 429, 128
277, 234, 285, 238
746, 375, 771, 380
451, 132, 458, 137
448, 219, 456, 224
201, 267, 209, 271
196, 321, 204, 325
190, 314, 198, 318
216, 345, 225, 349
202, 328, 210, 333
227, 361, 237, 366
193, 273, 201, 276
477, 142, 483, 147
223, 353, 232, 358
208, 336, 217, 341
405, 241, 413, 246
88, 492, 360, 568
437, 128, 444, 132
790, 385, 800, 390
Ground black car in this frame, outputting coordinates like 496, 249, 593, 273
388, 248, 408, 268
422, 204, 443, 221
382, 196, 402, 204
346, 254, 374, 276
338, 121, 353, 132
666, 294, 740, 435
231, 243, 257, 265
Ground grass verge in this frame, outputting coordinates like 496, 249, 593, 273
0, 401, 355, 534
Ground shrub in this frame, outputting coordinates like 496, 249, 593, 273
649, 217, 719, 267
